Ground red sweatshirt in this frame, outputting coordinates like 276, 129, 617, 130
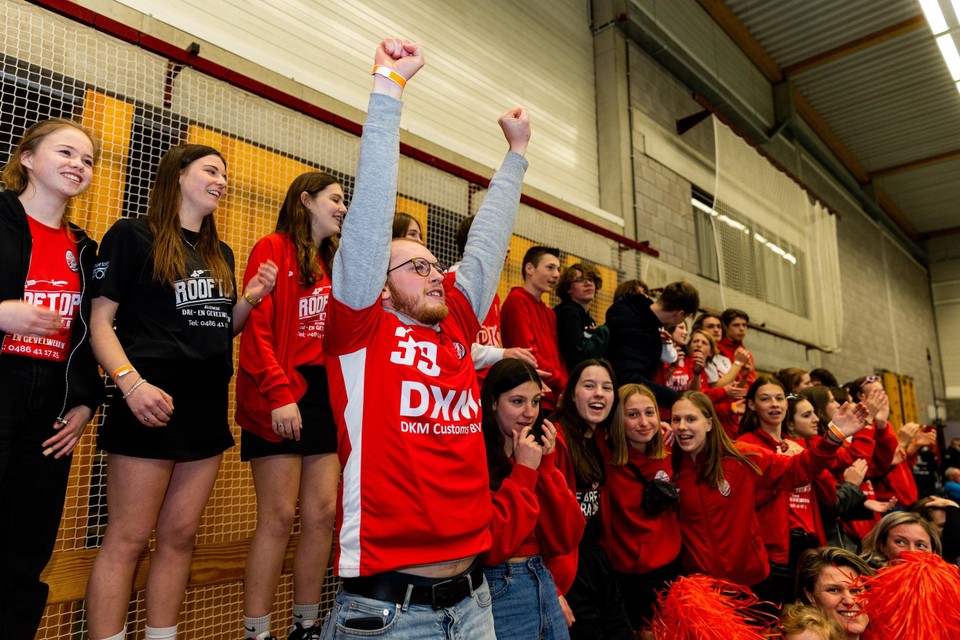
810, 423, 898, 479
715, 338, 754, 437
788, 438, 835, 546
812, 423, 899, 540
548, 428, 603, 595
501, 286, 568, 410
236, 234, 327, 440
873, 455, 919, 505
598, 438, 681, 575
485, 451, 585, 570
655, 354, 703, 421
675, 437, 842, 587
736, 429, 795, 564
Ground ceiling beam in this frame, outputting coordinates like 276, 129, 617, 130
921, 225, 960, 240
697, 1, 923, 245
875, 189, 920, 241
695, 0, 871, 185
793, 91, 870, 183
871, 148, 960, 179
692, 0, 782, 82
782, 15, 926, 77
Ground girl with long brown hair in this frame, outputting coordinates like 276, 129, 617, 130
480, 358, 584, 640
736, 375, 804, 605
550, 359, 633, 639
85, 143, 276, 640
671, 391, 868, 594
236, 171, 346, 640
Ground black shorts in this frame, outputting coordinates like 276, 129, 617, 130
98, 358, 234, 461
240, 365, 337, 461
614, 559, 682, 630
567, 544, 634, 640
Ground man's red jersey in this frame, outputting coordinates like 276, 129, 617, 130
324, 283, 492, 577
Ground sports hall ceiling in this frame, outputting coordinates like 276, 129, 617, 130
710, 0, 960, 247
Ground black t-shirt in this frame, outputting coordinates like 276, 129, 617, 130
576, 436, 606, 548
912, 448, 940, 498
92, 217, 236, 371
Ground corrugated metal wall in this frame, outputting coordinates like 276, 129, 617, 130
110, 0, 603, 214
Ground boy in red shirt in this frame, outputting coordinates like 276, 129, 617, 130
501, 246, 567, 410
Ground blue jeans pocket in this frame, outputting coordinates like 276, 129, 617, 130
472, 579, 493, 609
484, 571, 511, 600
334, 593, 400, 636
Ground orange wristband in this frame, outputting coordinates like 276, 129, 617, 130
827, 421, 846, 443
112, 365, 135, 382
372, 65, 407, 88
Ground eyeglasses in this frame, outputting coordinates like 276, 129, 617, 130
571, 277, 601, 286
387, 257, 447, 277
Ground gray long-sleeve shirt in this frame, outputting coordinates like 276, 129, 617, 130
333, 92, 528, 323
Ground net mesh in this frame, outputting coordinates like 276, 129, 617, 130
704, 118, 842, 349
0, 1, 645, 635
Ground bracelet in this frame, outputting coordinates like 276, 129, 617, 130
732, 361, 743, 367
122, 377, 147, 400
827, 421, 846, 443
112, 364, 136, 381
372, 65, 407, 88
243, 290, 261, 307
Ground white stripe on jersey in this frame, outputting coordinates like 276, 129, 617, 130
337, 347, 367, 576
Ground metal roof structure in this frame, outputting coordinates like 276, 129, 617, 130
721, 0, 960, 242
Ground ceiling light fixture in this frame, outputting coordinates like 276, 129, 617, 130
919, 0, 960, 93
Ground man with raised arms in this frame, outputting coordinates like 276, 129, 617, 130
321, 38, 530, 638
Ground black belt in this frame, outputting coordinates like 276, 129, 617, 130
342, 563, 484, 610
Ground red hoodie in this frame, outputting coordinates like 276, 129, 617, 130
788, 437, 835, 546
236, 234, 326, 440
501, 286, 568, 410
715, 338, 754, 437
737, 429, 795, 564
675, 437, 842, 587
873, 453, 919, 506
547, 428, 603, 595
598, 437, 681, 574
485, 451, 585, 571
812, 423, 898, 541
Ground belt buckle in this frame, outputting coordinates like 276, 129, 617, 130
430, 573, 469, 610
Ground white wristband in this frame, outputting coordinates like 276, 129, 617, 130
372, 65, 406, 88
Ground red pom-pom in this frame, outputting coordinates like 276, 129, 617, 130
860, 552, 960, 640
650, 574, 780, 640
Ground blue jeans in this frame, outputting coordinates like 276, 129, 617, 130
484, 557, 570, 640
320, 579, 495, 639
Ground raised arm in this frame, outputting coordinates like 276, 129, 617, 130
761, 402, 871, 491
332, 38, 424, 309
454, 109, 530, 319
